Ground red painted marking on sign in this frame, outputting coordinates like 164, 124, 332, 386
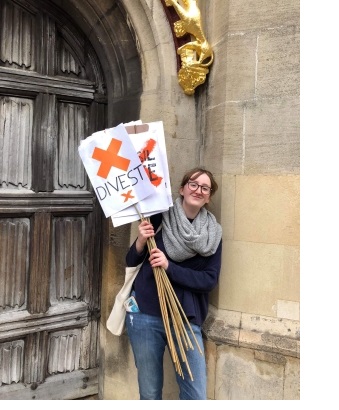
138, 139, 157, 162
138, 138, 163, 187
92, 138, 130, 179
121, 190, 135, 202
144, 167, 163, 187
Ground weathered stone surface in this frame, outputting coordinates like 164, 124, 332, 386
228, 0, 300, 32
257, 27, 300, 98
219, 174, 236, 241
203, 315, 240, 346
239, 330, 299, 358
234, 175, 300, 245
276, 299, 300, 320
244, 97, 300, 174
225, 34, 258, 102
283, 356, 300, 399
223, 103, 244, 174
205, 339, 217, 400
217, 240, 299, 316
204, 308, 299, 358
204, 104, 228, 174
241, 311, 300, 338
215, 345, 285, 399
254, 350, 287, 365
204, 308, 300, 400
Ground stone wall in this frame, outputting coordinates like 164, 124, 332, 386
99, 0, 300, 400
200, 0, 300, 400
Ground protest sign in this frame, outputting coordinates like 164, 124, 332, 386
111, 121, 173, 227
78, 123, 155, 218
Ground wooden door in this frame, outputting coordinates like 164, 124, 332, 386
0, 0, 106, 399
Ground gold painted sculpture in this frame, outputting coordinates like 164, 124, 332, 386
165, 0, 214, 95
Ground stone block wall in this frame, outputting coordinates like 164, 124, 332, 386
99, 0, 300, 400
200, 0, 300, 400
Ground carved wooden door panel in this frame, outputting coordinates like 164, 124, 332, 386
0, 0, 106, 399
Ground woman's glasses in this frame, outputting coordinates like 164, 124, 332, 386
186, 181, 212, 195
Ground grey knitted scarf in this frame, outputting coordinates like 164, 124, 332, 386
162, 197, 222, 262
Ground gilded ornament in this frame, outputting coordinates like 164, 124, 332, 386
165, 0, 214, 95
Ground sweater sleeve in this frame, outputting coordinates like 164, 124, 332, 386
125, 239, 147, 267
125, 213, 163, 267
165, 240, 222, 293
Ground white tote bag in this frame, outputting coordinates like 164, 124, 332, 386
106, 262, 143, 336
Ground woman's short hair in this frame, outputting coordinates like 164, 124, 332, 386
179, 167, 218, 197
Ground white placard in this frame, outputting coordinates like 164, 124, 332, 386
111, 121, 173, 227
78, 123, 155, 218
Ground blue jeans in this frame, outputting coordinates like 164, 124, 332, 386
125, 311, 207, 400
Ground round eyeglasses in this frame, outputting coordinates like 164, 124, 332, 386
187, 181, 212, 195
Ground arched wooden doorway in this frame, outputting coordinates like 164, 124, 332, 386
0, 0, 141, 399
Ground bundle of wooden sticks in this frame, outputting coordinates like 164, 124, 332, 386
143, 216, 203, 380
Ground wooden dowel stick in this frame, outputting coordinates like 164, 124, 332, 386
132, 206, 201, 379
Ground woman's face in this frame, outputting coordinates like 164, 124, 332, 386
179, 172, 211, 211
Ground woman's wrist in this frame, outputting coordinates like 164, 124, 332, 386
135, 237, 146, 253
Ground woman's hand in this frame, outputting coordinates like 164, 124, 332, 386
149, 248, 169, 270
135, 220, 154, 253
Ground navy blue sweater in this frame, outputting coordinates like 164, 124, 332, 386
126, 213, 222, 326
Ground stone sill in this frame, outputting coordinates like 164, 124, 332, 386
202, 306, 300, 359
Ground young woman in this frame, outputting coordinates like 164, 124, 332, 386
125, 167, 222, 400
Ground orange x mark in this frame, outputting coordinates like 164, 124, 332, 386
138, 138, 163, 187
92, 138, 130, 179
121, 190, 135, 202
